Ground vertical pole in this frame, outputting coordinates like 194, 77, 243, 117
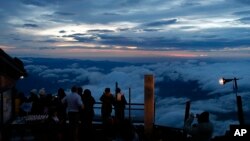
233, 78, 244, 125
184, 101, 190, 122
144, 74, 154, 138
129, 87, 131, 121
237, 96, 244, 125
183, 101, 191, 140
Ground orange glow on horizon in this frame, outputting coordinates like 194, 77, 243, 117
4, 46, 209, 59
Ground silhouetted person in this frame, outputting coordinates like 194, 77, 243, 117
81, 89, 96, 140
184, 111, 214, 141
77, 87, 83, 97
54, 88, 67, 121
82, 89, 96, 129
114, 88, 127, 123
100, 87, 115, 138
62, 86, 84, 141
38, 88, 47, 114
77, 86, 84, 123
27, 89, 40, 114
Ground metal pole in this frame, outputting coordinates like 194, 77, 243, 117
237, 96, 244, 125
184, 101, 191, 122
233, 78, 244, 125
183, 101, 190, 140
129, 87, 131, 121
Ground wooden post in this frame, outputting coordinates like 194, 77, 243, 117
144, 74, 154, 137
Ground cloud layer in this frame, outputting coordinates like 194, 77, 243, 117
1, 0, 250, 58
20, 58, 250, 136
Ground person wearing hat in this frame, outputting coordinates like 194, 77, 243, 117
184, 111, 214, 141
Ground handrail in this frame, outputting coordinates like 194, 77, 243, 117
93, 101, 144, 123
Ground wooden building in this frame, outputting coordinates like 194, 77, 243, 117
0, 48, 27, 130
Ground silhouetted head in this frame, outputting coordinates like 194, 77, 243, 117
78, 87, 83, 95
30, 89, 37, 95
39, 88, 46, 97
71, 85, 78, 93
116, 87, 121, 93
105, 87, 110, 93
84, 89, 91, 97
57, 88, 66, 98
197, 111, 210, 123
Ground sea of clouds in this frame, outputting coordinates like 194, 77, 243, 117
22, 58, 250, 137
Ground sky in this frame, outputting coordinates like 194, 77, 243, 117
1, 0, 250, 137
1, 0, 250, 59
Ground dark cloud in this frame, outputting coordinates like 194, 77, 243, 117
20, 0, 67, 7
179, 26, 197, 30
38, 47, 56, 50
64, 32, 250, 50
117, 28, 131, 31
20, 0, 47, 7
40, 39, 58, 43
233, 10, 250, 15
59, 30, 66, 33
143, 28, 161, 32
2, 0, 250, 55
73, 35, 100, 42
238, 16, 250, 23
54, 11, 75, 16
193, 35, 219, 39
87, 29, 115, 33
144, 19, 178, 27
102, 12, 121, 16
236, 0, 250, 5
23, 23, 39, 28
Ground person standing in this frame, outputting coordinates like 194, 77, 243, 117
62, 86, 84, 141
81, 89, 96, 140
82, 89, 95, 129
100, 87, 115, 139
114, 87, 127, 123
100, 88, 114, 125
184, 111, 214, 141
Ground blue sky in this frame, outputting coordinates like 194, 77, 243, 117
1, 0, 250, 59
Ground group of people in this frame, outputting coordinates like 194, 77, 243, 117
15, 85, 214, 141
16, 85, 133, 141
